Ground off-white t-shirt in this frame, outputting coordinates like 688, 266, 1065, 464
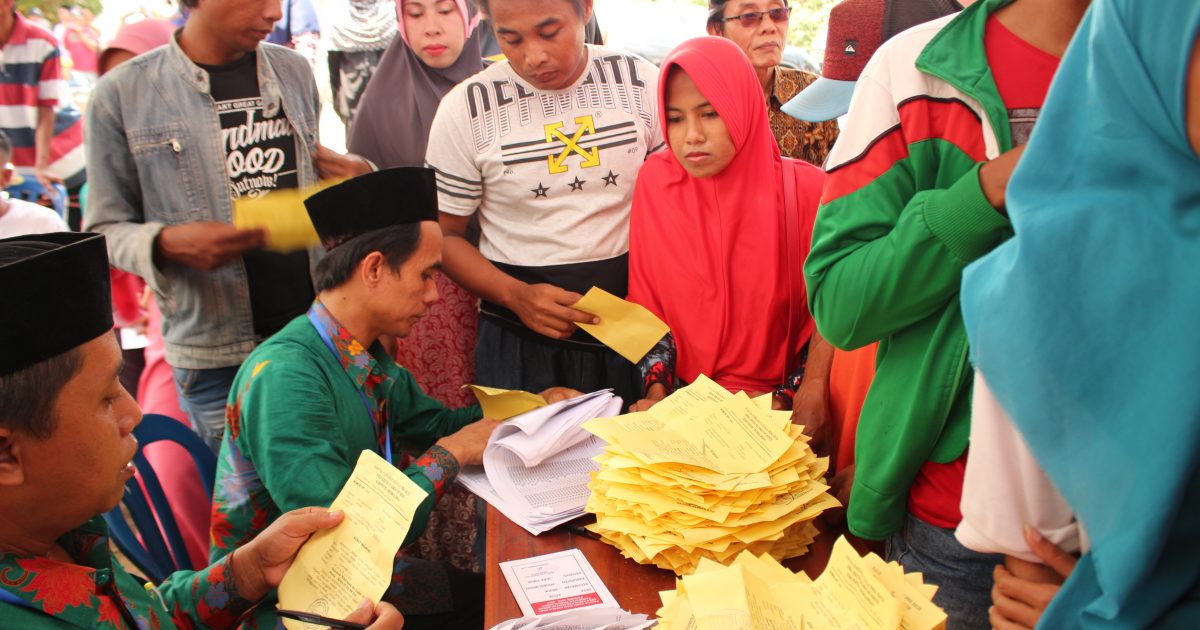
0, 197, 68, 238
426, 45, 663, 268
957, 372, 1088, 563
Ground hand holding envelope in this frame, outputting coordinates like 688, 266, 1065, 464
571, 287, 670, 363
232, 180, 344, 253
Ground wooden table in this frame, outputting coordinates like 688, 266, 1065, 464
483, 506, 839, 627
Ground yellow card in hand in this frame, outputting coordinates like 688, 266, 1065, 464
572, 287, 670, 364
277, 450, 427, 629
232, 180, 343, 253
465, 384, 547, 420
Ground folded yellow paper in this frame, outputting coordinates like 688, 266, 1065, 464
572, 286, 670, 363
232, 180, 343, 253
464, 384, 547, 420
277, 450, 427, 629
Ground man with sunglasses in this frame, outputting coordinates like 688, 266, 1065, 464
706, 0, 840, 167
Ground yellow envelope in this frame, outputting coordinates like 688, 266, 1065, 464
572, 286, 670, 363
232, 179, 343, 253
464, 384, 547, 420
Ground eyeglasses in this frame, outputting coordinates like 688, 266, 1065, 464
719, 6, 791, 28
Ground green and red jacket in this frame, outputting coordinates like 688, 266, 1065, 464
804, 0, 1016, 540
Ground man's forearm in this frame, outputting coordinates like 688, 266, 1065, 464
35, 105, 54, 171
441, 233, 523, 308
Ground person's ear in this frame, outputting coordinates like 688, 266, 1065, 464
0, 164, 14, 189
706, 21, 722, 37
0, 429, 27, 488
581, 0, 594, 25
359, 251, 388, 289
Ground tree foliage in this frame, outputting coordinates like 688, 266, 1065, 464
16, 0, 103, 22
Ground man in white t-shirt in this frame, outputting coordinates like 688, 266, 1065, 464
0, 132, 67, 238
427, 0, 663, 405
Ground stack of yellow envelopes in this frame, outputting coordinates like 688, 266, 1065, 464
656, 537, 947, 630
582, 375, 840, 574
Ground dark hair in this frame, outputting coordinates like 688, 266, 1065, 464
475, 0, 586, 19
314, 224, 424, 292
179, 0, 198, 9
706, 0, 730, 33
0, 131, 11, 164
0, 348, 82, 439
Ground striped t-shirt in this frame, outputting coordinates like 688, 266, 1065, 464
0, 13, 83, 184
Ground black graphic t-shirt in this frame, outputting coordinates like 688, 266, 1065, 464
202, 52, 314, 339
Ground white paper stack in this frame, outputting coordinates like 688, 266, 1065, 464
488, 608, 657, 630
459, 390, 623, 534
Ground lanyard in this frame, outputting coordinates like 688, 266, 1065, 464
307, 311, 393, 465
0, 587, 34, 610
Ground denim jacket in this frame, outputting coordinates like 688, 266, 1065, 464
83, 35, 321, 370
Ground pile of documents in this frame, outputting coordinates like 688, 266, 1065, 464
656, 537, 946, 630
459, 390, 624, 535
582, 376, 839, 574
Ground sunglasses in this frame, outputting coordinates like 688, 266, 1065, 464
719, 5, 791, 28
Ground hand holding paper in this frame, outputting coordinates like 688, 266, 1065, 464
232, 180, 343, 253
571, 287, 670, 363
276, 450, 427, 629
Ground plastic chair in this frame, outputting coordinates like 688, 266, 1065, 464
103, 414, 217, 583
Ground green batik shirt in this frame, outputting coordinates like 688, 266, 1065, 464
0, 517, 257, 629
209, 299, 482, 628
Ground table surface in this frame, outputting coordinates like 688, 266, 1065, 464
483, 506, 838, 627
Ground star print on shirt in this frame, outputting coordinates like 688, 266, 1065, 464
531, 182, 549, 198
603, 171, 619, 187
569, 177, 586, 191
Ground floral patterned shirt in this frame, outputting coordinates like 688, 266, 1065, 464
637, 332, 811, 407
0, 517, 255, 629
209, 300, 482, 627
769, 66, 841, 167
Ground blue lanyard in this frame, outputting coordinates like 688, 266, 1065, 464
307, 311, 393, 465
0, 587, 36, 611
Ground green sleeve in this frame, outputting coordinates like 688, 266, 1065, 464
386, 370, 483, 545
805, 157, 1011, 351
387, 368, 483, 452
158, 555, 258, 629
236, 352, 475, 546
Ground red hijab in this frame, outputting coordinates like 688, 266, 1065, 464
628, 36, 824, 394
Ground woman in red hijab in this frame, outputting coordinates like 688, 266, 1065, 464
628, 36, 832, 418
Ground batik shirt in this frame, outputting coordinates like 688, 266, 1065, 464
769, 67, 841, 167
0, 517, 255, 629
209, 299, 482, 628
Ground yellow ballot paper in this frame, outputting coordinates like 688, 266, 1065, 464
572, 286, 669, 363
232, 180, 342, 253
464, 384, 547, 420
277, 450, 427, 629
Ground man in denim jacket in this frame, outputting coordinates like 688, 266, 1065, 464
83, 0, 371, 452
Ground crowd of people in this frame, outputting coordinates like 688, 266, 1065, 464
1, 0, 1198, 628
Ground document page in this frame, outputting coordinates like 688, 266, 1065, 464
276, 450, 427, 628
500, 549, 620, 616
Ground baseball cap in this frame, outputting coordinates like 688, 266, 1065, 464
782, 0, 962, 122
